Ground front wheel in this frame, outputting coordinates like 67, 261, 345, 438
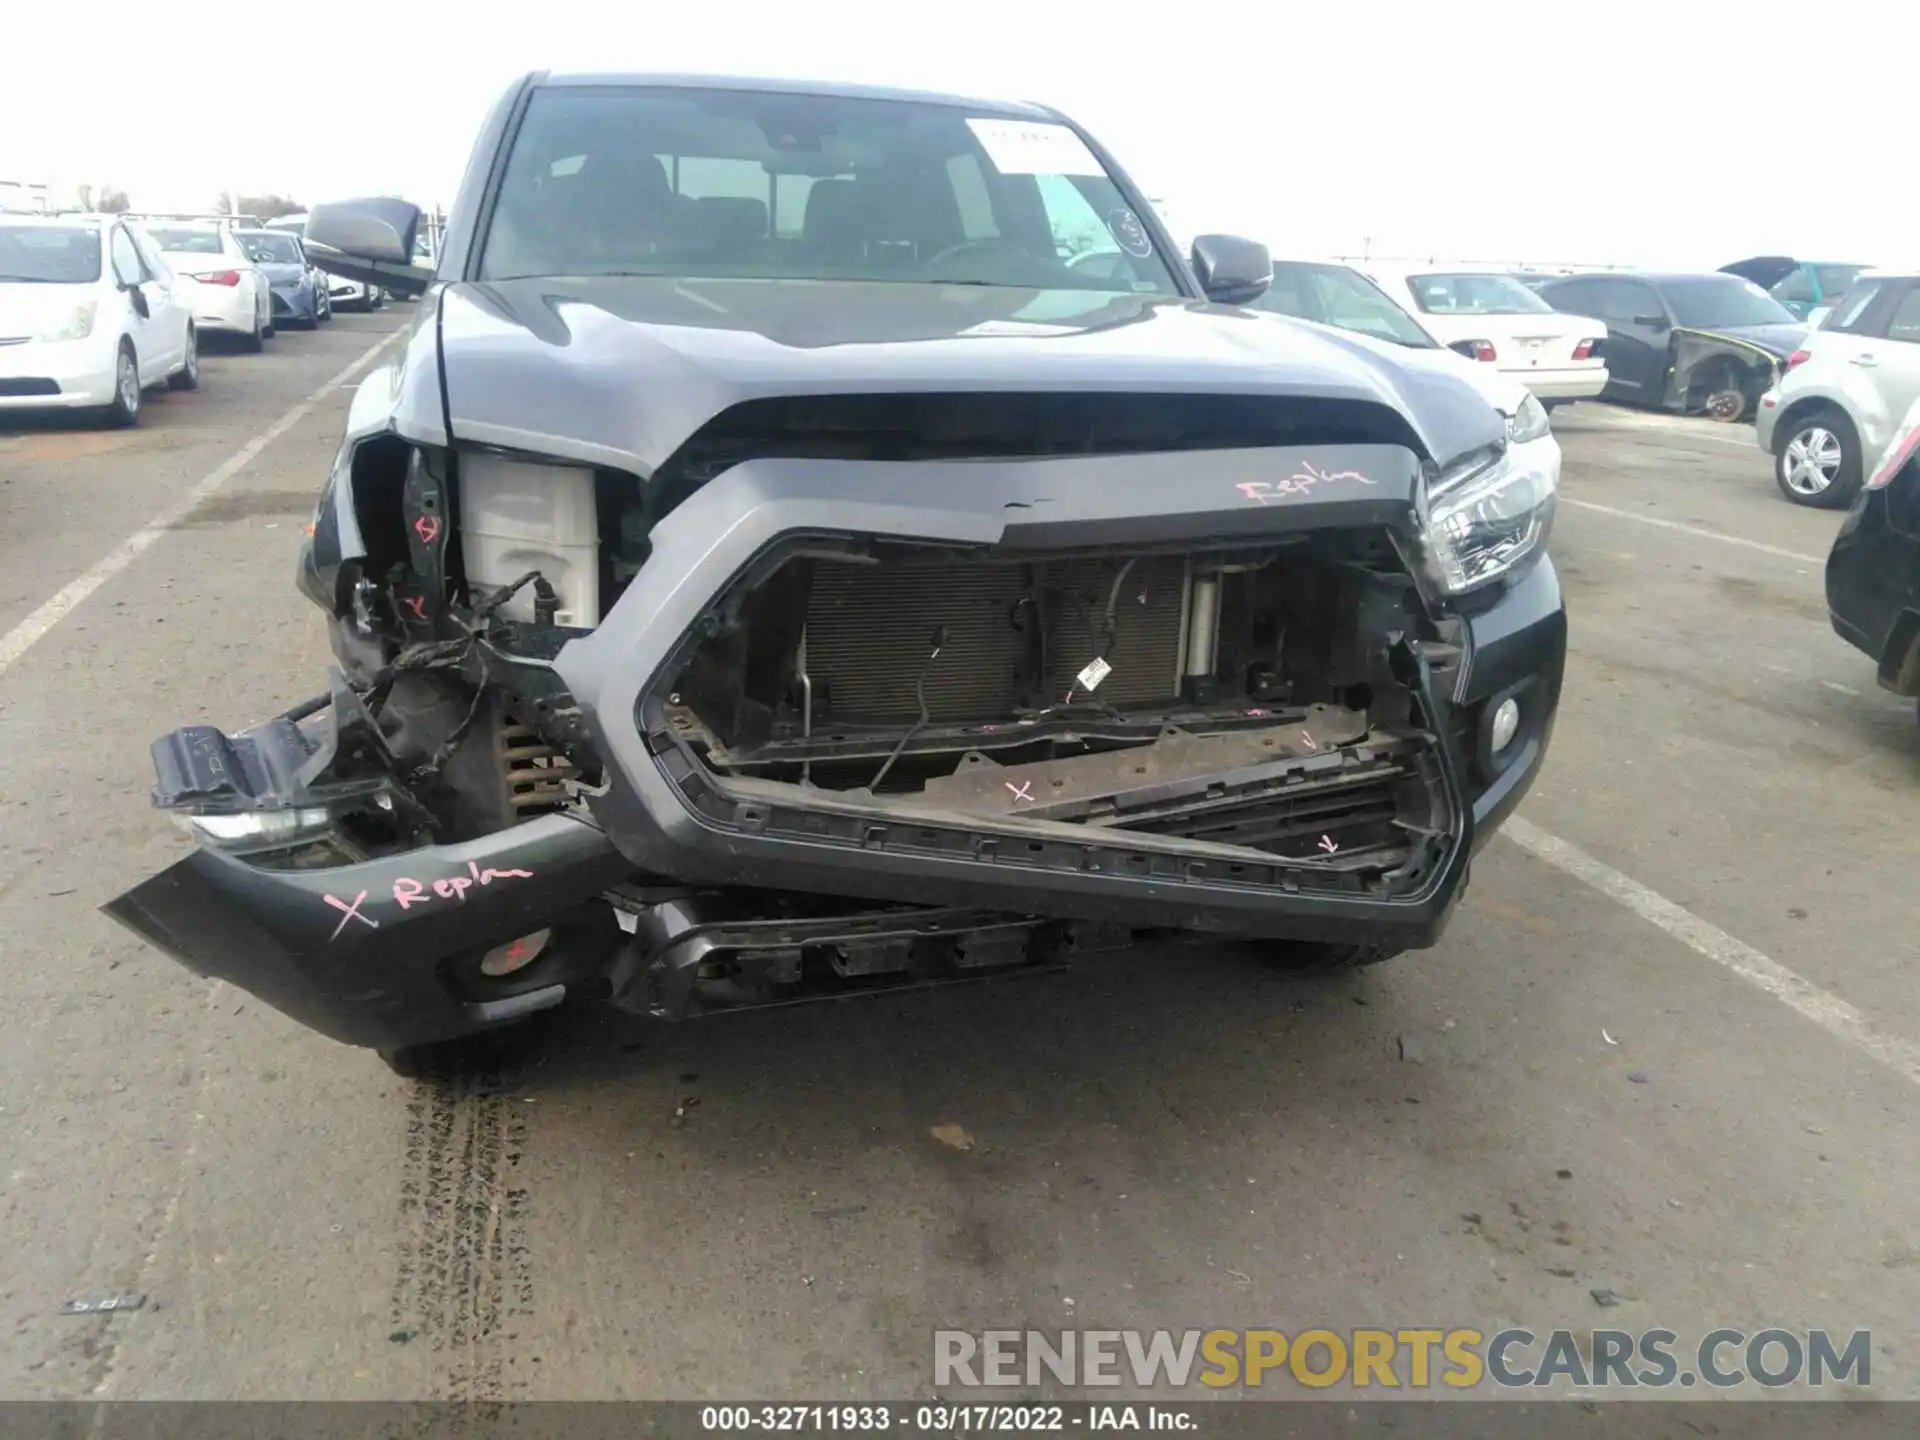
378, 1024, 538, 1079
100, 341, 142, 427
1774, 408, 1862, 509
1252, 940, 1402, 974
166, 326, 199, 391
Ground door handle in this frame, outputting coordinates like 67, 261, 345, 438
1850, 355, 1878, 367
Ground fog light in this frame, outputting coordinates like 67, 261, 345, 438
1490, 698, 1521, 755
481, 928, 552, 978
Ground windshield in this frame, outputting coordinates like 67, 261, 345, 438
1665, 276, 1798, 329
1256, 261, 1437, 348
148, 227, 225, 255
241, 233, 303, 264
1406, 272, 1553, 315
1814, 264, 1866, 295
480, 86, 1182, 294
0, 223, 101, 283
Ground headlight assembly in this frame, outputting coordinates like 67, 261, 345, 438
37, 301, 98, 342
1506, 392, 1551, 445
1416, 445, 1557, 596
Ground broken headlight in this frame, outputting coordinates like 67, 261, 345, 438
1416, 445, 1557, 596
1506, 392, 1551, 445
175, 807, 335, 853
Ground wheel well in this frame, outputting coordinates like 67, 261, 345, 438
1689, 355, 1767, 400
1772, 397, 1853, 453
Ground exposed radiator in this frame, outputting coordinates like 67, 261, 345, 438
803, 555, 1191, 722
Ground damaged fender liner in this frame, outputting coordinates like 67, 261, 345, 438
553, 439, 1472, 948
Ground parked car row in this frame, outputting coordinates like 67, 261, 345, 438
0, 210, 375, 428
1268, 258, 1816, 427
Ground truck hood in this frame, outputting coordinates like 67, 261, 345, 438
432, 276, 1506, 475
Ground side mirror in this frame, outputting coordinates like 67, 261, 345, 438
128, 286, 150, 318
1632, 313, 1670, 330
306, 197, 421, 265
1190, 234, 1272, 306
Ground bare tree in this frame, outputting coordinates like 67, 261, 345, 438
231, 193, 304, 220
74, 183, 132, 214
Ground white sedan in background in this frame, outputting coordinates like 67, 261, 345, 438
1356, 262, 1609, 408
143, 222, 274, 350
1249, 256, 1561, 471
0, 213, 199, 426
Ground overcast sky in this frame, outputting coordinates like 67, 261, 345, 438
1, 0, 1904, 271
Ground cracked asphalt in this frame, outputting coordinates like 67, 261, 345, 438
2, 313, 1915, 1411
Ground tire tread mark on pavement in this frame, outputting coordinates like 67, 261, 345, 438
391, 1067, 535, 1403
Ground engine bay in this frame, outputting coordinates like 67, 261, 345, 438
653, 535, 1449, 882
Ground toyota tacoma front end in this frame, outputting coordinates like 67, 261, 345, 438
104, 72, 1565, 1073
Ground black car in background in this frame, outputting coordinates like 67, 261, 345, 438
1827, 406, 1920, 719
1537, 271, 1808, 422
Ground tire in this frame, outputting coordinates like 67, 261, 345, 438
369, 287, 386, 311
100, 340, 141, 427
378, 1024, 534, 1079
241, 308, 265, 353
1774, 407, 1862, 509
166, 326, 199, 391
317, 288, 332, 323
1253, 940, 1402, 974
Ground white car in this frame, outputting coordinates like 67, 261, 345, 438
0, 213, 199, 426
268, 212, 386, 312
1355, 263, 1609, 407
143, 221, 275, 350
1756, 268, 1920, 508
1248, 257, 1560, 484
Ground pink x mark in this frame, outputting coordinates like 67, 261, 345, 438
324, 890, 379, 941
1005, 780, 1034, 804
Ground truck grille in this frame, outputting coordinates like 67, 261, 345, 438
803, 555, 1190, 723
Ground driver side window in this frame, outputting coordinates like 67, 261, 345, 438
109, 227, 143, 286
131, 230, 168, 281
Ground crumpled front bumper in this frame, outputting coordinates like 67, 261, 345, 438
107, 444, 1565, 1051
106, 807, 633, 1051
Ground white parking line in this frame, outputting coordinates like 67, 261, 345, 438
1558, 496, 1825, 566
1559, 413, 1760, 449
0, 330, 403, 680
1504, 816, 1920, 1088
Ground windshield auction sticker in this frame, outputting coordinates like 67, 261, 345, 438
966, 118, 1105, 176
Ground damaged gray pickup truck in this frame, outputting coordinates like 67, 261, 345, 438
105, 72, 1567, 1074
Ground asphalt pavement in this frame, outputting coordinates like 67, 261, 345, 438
2, 316, 1916, 1406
